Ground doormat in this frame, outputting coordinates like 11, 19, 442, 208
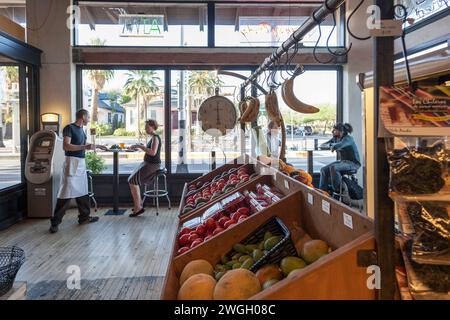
104, 209, 126, 216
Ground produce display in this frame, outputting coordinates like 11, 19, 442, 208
278, 159, 314, 188
176, 233, 331, 300
176, 184, 285, 256
213, 236, 329, 287
182, 166, 257, 215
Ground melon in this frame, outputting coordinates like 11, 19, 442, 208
179, 260, 214, 286
213, 269, 261, 300
177, 274, 216, 300
301, 239, 330, 264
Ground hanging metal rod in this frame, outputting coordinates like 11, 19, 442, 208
241, 0, 347, 89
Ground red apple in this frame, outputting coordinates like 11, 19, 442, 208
238, 215, 248, 223
178, 234, 190, 246
212, 227, 224, 236
223, 220, 234, 229
190, 239, 203, 248
218, 216, 230, 228
237, 207, 250, 216
205, 218, 217, 231
188, 233, 200, 243
196, 224, 207, 236
177, 246, 190, 255
179, 227, 191, 236
230, 212, 242, 222
204, 235, 213, 242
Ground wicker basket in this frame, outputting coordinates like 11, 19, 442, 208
0, 246, 25, 296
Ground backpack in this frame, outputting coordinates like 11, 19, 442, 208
342, 176, 363, 200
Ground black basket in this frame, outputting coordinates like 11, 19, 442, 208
224, 216, 297, 273
0, 246, 25, 296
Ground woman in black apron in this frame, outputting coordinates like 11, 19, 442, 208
128, 119, 162, 217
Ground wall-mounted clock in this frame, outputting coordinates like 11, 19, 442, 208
198, 93, 237, 137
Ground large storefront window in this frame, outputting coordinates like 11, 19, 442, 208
0, 65, 21, 189
75, 2, 208, 46
81, 69, 165, 174
170, 70, 251, 173
215, 3, 340, 47
79, 67, 340, 175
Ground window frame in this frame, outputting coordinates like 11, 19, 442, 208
72, 1, 346, 49
0, 31, 41, 194
76, 64, 343, 176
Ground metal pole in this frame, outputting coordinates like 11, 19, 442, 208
373, 0, 396, 300
113, 150, 119, 213
241, 0, 346, 89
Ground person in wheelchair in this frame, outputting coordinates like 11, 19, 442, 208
318, 123, 361, 196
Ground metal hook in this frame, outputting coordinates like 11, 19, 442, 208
312, 8, 334, 64
327, 11, 352, 57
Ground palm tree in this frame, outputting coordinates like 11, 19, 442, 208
86, 38, 114, 123
123, 70, 160, 137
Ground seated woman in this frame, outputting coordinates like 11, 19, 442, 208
319, 123, 361, 195
128, 119, 161, 217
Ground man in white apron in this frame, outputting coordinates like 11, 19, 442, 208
49, 109, 106, 233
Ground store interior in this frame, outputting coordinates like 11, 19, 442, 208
0, 0, 449, 300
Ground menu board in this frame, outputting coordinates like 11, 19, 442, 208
379, 85, 450, 136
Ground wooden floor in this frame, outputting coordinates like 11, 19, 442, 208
0, 206, 178, 300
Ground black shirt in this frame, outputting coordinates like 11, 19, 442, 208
62, 123, 87, 158
144, 134, 161, 164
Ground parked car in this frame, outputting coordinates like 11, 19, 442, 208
295, 126, 313, 136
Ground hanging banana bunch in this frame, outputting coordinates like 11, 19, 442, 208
239, 97, 260, 123
281, 77, 320, 114
265, 89, 282, 127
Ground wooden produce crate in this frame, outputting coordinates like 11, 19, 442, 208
178, 163, 258, 218
179, 174, 281, 224
171, 174, 288, 262
161, 165, 375, 300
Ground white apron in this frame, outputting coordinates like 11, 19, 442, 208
57, 156, 89, 199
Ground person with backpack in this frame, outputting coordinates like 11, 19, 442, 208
318, 123, 361, 196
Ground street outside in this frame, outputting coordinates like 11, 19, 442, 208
0, 135, 335, 189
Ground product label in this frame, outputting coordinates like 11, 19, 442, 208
182, 217, 202, 229
322, 200, 330, 215
284, 179, 289, 190
307, 193, 314, 205
379, 85, 450, 137
343, 212, 353, 229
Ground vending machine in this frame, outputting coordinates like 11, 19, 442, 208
25, 130, 64, 218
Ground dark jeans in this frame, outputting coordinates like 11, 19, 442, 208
50, 195, 91, 227
319, 160, 360, 193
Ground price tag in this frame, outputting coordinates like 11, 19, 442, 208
284, 179, 289, 190
369, 20, 403, 37
307, 193, 314, 205
343, 212, 353, 229
321, 200, 330, 215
